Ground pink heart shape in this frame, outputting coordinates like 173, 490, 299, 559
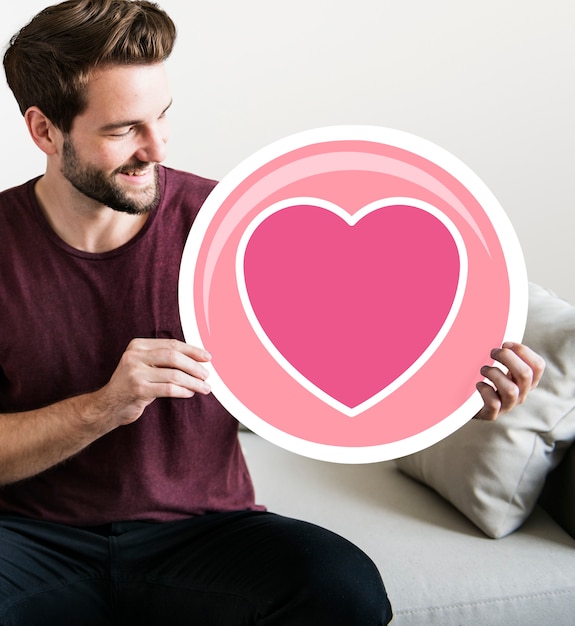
240, 199, 464, 415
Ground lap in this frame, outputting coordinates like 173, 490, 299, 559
0, 516, 110, 625
0, 512, 392, 625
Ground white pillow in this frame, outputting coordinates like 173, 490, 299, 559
396, 283, 575, 538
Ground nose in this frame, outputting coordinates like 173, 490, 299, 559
135, 122, 169, 164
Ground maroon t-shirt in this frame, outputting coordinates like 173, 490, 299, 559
0, 166, 263, 525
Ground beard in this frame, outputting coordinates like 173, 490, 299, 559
61, 136, 160, 215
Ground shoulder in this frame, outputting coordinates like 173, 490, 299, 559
0, 178, 48, 260
151, 167, 219, 238
160, 166, 218, 209
0, 178, 37, 208
0, 178, 39, 231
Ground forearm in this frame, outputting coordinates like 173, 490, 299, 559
0, 338, 212, 485
0, 391, 116, 486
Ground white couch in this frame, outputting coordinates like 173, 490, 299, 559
238, 284, 575, 624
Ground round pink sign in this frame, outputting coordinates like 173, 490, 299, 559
179, 126, 527, 463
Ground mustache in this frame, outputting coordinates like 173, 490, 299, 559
114, 161, 156, 175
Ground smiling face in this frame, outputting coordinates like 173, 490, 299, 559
59, 63, 171, 215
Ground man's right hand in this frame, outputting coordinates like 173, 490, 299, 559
90, 338, 212, 428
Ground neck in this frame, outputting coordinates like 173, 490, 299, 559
34, 172, 151, 253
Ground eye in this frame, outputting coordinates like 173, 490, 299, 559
110, 127, 136, 138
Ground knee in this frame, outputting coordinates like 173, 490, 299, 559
311, 537, 393, 625
281, 523, 393, 625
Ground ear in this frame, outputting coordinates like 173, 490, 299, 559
24, 107, 62, 156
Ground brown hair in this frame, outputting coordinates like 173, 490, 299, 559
3, 0, 176, 132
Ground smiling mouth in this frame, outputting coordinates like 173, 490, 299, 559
120, 168, 151, 177
116, 162, 156, 178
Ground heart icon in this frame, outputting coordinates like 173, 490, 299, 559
181, 126, 524, 460
238, 197, 466, 416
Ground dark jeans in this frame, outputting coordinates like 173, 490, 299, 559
0, 511, 392, 625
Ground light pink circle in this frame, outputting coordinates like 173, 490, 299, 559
179, 126, 527, 463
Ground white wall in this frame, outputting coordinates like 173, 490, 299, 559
2, 1, 574, 303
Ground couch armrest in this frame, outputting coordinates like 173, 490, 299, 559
539, 444, 575, 539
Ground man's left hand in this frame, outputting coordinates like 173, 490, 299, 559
474, 342, 546, 421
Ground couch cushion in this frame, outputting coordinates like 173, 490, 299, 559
396, 283, 575, 538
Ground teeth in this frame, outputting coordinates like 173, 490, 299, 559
119, 167, 152, 177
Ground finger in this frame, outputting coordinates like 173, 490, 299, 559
123, 339, 212, 397
501, 342, 545, 388
144, 366, 211, 397
176, 341, 212, 364
127, 339, 212, 381
150, 346, 211, 382
474, 381, 501, 421
489, 343, 544, 403
479, 365, 520, 413
128, 338, 212, 364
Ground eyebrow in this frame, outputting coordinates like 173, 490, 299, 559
99, 99, 173, 132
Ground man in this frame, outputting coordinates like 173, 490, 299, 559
0, 1, 544, 624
